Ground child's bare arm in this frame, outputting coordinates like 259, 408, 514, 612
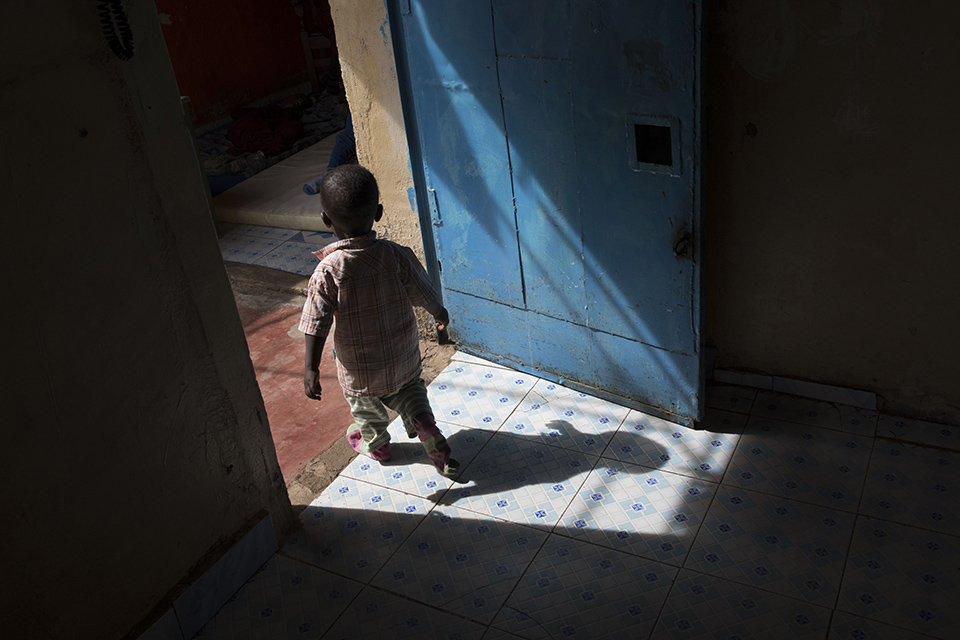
304, 330, 328, 400
423, 299, 449, 331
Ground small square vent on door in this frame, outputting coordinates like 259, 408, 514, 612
627, 114, 681, 177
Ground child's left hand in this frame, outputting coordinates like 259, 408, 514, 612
304, 369, 322, 400
434, 307, 450, 332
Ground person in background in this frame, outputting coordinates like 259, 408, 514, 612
303, 112, 355, 195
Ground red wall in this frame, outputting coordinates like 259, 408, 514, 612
156, 0, 310, 125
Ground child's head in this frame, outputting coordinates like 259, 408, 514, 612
319, 164, 383, 238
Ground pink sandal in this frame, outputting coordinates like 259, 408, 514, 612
347, 430, 391, 461
411, 413, 459, 477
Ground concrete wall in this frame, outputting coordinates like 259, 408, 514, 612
329, 1, 959, 422
329, 0, 437, 336
704, 0, 960, 422
0, 3, 293, 639
328, 1, 422, 259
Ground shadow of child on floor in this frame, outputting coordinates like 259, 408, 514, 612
402, 419, 672, 504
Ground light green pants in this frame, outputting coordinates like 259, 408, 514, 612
343, 372, 433, 454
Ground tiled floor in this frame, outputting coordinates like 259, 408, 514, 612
194, 357, 959, 639
219, 224, 337, 276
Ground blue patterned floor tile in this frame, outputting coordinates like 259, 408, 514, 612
219, 235, 285, 264
751, 390, 878, 435
652, 569, 831, 639
221, 224, 299, 241
192, 555, 362, 639
371, 504, 546, 624
557, 459, 715, 566
340, 417, 457, 500
697, 406, 752, 435
685, 486, 856, 607
859, 443, 959, 537
253, 241, 327, 276
491, 535, 677, 640
875, 415, 958, 452
441, 433, 596, 530
836, 518, 959, 639
605, 409, 744, 483
829, 611, 939, 640
321, 584, 487, 640
499, 379, 630, 456
427, 362, 537, 430
279, 476, 432, 582
300, 230, 335, 243
722, 416, 873, 511
437, 420, 497, 472
706, 383, 757, 414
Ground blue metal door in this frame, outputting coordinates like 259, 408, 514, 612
390, 0, 704, 424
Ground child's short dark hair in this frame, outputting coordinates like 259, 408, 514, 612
320, 165, 380, 224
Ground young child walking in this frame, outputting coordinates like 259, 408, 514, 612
299, 164, 458, 477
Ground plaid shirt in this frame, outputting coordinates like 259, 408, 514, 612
298, 231, 439, 397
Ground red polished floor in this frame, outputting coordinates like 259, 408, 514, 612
235, 293, 352, 484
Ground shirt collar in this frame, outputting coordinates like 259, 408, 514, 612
313, 230, 377, 259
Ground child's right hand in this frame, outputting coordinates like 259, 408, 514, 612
304, 369, 322, 400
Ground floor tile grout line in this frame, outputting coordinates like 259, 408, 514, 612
337, 465, 454, 504
829, 512, 868, 614
847, 512, 960, 540
672, 564, 841, 612
705, 423, 745, 488
742, 409, 876, 438
639, 562, 684, 640
849, 435, 880, 522
595, 452, 724, 487
477, 520, 555, 637
274, 554, 370, 639
544, 438, 609, 540
874, 433, 960, 455
744, 384, 759, 415
339, 580, 502, 634
492, 426, 618, 458
750, 385, 880, 415
589, 408, 633, 463
425, 497, 550, 532
828, 605, 945, 640
711, 482, 864, 517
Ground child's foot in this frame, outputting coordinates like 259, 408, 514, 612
347, 430, 391, 462
411, 412, 453, 474
442, 458, 461, 479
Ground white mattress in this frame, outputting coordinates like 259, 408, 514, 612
212, 134, 336, 232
